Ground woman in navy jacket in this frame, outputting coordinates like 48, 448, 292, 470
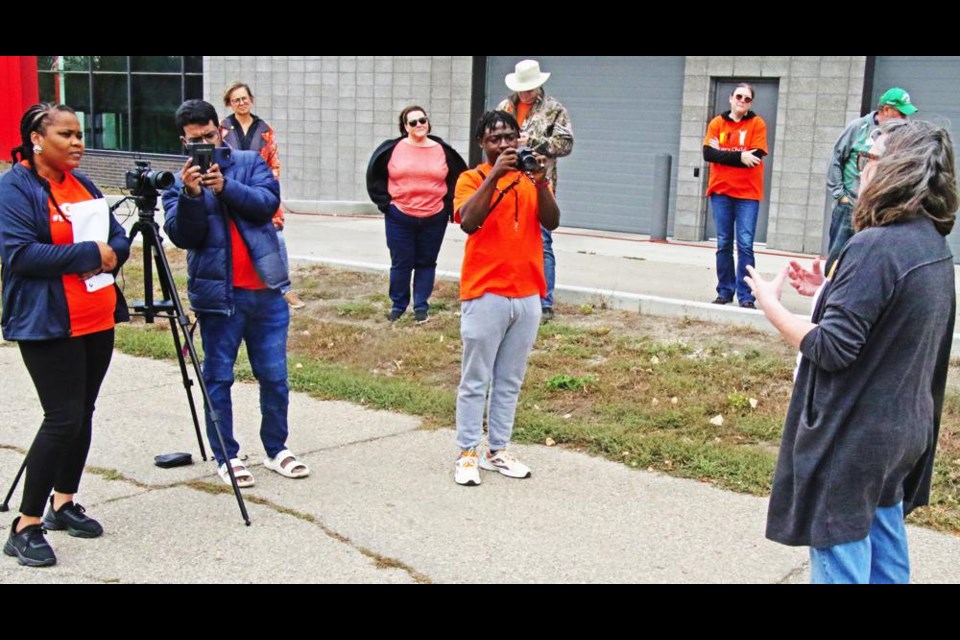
0, 103, 130, 567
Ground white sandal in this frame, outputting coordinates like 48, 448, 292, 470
218, 458, 255, 488
263, 449, 310, 479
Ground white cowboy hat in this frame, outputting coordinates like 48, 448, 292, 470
505, 59, 551, 92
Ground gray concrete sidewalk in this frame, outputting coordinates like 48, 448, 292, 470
2, 347, 958, 584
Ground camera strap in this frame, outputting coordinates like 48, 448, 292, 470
474, 168, 521, 217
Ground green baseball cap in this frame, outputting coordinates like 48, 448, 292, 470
878, 87, 918, 115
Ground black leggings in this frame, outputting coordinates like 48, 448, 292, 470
17, 329, 114, 517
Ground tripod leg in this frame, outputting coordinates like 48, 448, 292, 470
165, 317, 208, 461
145, 224, 251, 526
0, 457, 27, 513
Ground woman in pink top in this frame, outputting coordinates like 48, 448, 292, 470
367, 105, 466, 323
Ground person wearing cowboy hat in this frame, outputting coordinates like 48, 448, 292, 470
497, 59, 574, 323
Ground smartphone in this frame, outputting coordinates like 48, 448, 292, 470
185, 142, 214, 174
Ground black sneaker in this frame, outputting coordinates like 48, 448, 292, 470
4, 517, 56, 567
42, 499, 103, 538
414, 310, 429, 324
541, 308, 554, 324
740, 301, 757, 310
386, 309, 403, 322
712, 296, 733, 305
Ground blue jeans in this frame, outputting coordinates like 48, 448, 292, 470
384, 204, 447, 314
810, 502, 909, 584
198, 287, 290, 465
825, 199, 854, 276
541, 225, 555, 310
711, 194, 759, 304
277, 228, 291, 295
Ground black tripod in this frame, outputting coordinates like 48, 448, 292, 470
1, 166, 251, 525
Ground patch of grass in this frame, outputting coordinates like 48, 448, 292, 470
335, 301, 379, 318
546, 374, 597, 392
106, 253, 960, 534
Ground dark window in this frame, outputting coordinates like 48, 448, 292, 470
132, 76, 182, 154
37, 56, 202, 154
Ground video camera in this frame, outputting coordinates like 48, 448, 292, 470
125, 161, 175, 196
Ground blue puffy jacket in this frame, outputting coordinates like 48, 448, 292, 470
162, 149, 287, 315
0, 163, 131, 341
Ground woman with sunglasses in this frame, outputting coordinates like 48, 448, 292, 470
367, 105, 466, 323
220, 82, 304, 309
702, 82, 768, 309
745, 119, 957, 583
0, 103, 130, 567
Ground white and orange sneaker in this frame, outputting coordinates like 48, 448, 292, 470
454, 449, 481, 486
480, 448, 531, 479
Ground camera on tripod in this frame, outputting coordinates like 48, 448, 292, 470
125, 161, 175, 196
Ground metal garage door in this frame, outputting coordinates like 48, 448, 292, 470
485, 56, 685, 234
874, 56, 960, 261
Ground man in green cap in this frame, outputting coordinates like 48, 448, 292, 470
825, 87, 918, 274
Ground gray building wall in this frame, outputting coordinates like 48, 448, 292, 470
674, 56, 867, 253
203, 56, 473, 208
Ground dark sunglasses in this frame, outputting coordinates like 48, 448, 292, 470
407, 116, 428, 127
733, 93, 753, 103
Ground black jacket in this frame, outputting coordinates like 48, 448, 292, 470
365, 135, 467, 219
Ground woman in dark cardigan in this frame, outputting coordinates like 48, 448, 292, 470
366, 105, 466, 324
745, 119, 957, 583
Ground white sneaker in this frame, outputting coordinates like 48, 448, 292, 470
480, 448, 531, 479
454, 449, 481, 486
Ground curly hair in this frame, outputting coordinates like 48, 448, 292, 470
854, 119, 958, 236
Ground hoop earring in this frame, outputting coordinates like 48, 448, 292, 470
33, 144, 43, 155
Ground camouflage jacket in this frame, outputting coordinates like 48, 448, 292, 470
497, 90, 574, 191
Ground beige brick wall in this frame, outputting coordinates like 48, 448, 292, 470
204, 56, 473, 204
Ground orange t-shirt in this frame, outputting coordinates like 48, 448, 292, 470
229, 219, 267, 289
387, 141, 449, 217
703, 113, 768, 201
453, 164, 546, 301
46, 172, 117, 337
516, 101, 533, 127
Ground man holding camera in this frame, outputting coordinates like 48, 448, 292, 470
162, 99, 308, 488
497, 59, 574, 323
452, 110, 560, 486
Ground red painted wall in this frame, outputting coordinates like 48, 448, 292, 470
1, 56, 39, 158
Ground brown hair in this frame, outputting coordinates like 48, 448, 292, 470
854, 119, 958, 236
398, 105, 431, 137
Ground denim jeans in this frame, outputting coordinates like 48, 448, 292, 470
384, 204, 448, 314
277, 228, 291, 295
810, 502, 909, 584
825, 199, 854, 276
456, 293, 541, 451
541, 225, 555, 310
198, 287, 290, 465
710, 194, 760, 304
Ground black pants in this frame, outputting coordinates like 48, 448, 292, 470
17, 329, 114, 516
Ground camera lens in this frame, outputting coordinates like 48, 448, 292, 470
147, 170, 175, 190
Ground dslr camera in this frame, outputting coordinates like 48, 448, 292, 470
126, 161, 175, 195
515, 146, 540, 173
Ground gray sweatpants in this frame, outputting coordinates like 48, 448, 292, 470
456, 293, 541, 451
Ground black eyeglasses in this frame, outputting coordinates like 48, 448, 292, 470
733, 93, 753, 103
183, 130, 220, 144
407, 117, 428, 127
857, 150, 881, 171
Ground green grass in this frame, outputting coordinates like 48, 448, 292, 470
105, 252, 960, 534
